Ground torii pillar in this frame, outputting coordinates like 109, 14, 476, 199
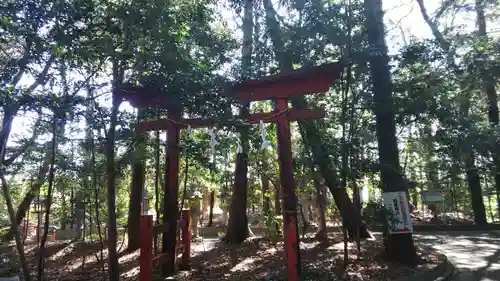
231, 62, 342, 281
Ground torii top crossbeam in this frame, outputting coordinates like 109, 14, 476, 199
231, 62, 342, 101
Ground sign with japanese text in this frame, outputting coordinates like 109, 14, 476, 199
382, 191, 413, 234
420, 190, 443, 204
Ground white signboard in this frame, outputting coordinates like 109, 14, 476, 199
382, 191, 413, 234
420, 190, 443, 204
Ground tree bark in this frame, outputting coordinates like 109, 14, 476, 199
74, 190, 85, 239
37, 114, 58, 281
127, 109, 147, 251
225, 0, 253, 245
208, 191, 215, 226
162, 96, 181, 276
261, 172, 275, 235
154, 127, 161, 253
2, 145, 51, 242
0, 175, 32, 281
475, 0, 500, 220
313, 176, 327, 241
225, 153, 250, 243
364, 0, 417, 265
464, 151, 487, 223
106, 77, 123, 281
417, 0, 487, 224
262, 0, 369, 239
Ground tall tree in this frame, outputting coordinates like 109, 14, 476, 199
127, 109, 147, 251
262, 0, 370, 238
363, 0, 417, 265
416, 0, 487, 224
225, 0, 254, 244
475, 0, 500, 217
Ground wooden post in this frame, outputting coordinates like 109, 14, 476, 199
140, 215, 153, 281
274, 98, 301, 281
179, 209, 191, 270
51, 228, 56, 242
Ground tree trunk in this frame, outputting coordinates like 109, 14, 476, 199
225, 0, 253, 245
74, 191, 85, 239
208, 191, 215, 226
154, 127, 161, 253
363, 0, 417, 265
127, 109, 147, 251
262, 0, 369, 239
464, 152, 487, 223
61, 183, 68, 230
313, 178, 327, 241
476, 0, 500, 219
221, 174, 230, 225
37, 114, 58, 281
106, 82, 122, 281
417, 0, 487, 225
261, 173, 273, 233
225, 153, 250, 243
0, 107, 19, 164
0, 175, 32, 281
273, 178, 282, 236
162, 97, 181, 276
2, 150, 51, 242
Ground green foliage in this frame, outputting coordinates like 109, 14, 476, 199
1, 0, 500, 253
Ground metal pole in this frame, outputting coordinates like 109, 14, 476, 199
274, 98, 301, 281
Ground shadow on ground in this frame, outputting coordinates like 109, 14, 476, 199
165, 234, 435, 281
413, 232, 500, 281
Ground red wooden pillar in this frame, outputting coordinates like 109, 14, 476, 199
274, 99, 301, 281
51, 228, 56, 241
140, 215, 153, 281
162, 101, 181, 276
179, 209, 191, 270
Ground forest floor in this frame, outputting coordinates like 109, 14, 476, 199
0, 233, 441, 281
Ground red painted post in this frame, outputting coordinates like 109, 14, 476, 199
179, 209, 191, 270
51, 228, 56, 241
162, 99, 182, 276
140, 215, 153, 281
274, 98, 301, 281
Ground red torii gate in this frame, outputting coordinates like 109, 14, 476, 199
117, 86, 218, 279
118, 61, 341, 281
230, 62, 342, 281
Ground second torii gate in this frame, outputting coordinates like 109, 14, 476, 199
117, 86, 219, 277
230, 62, 342, 281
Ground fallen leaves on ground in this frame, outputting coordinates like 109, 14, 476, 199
0, 234, 440, 281
171, 234, 440, 281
